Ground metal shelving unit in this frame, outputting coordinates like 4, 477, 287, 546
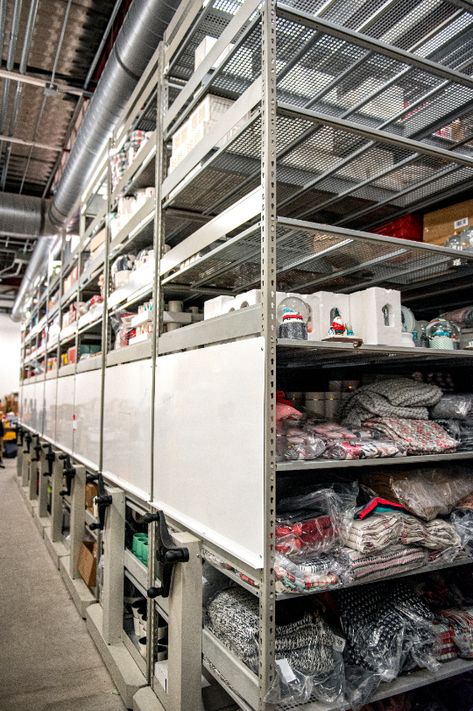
17, 1, 473, 710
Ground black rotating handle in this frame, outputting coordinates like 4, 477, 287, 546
145, 511, 189, 599
86, 473, 99, 484
24, 431, 32, 453
17, 426, 24, 447
59, 455, 76, 497
42, 444, 55, 477
89, 473, 112, 531
31, 435, 42, 462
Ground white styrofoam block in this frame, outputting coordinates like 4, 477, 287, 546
349, 287, 403, 346
194, 36, 234, 71
305, 292, 351, 341
234, 290, 289, 310
203, 295, 236, 320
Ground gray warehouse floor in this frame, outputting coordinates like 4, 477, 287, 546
0, 460, 126, 711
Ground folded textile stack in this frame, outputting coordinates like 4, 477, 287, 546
432, 620, 458, 662
276, 512, 338, 556
364, 418, 457, 455
206, 587, 345, 703
337, 581, 438, 683
339, 545, 427, 583
275, 552, 340, 593
340, 378, 442, 427
430, 395, 473, 451
362, 467, 473, 521
438, 608, 473, 658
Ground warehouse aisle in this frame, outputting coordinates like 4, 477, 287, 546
0, 460, 126, 711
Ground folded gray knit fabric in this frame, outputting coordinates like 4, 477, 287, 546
340, 378, 442, 427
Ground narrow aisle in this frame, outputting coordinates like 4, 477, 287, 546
0, 461, 126, 711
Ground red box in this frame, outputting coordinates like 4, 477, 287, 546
67, 346, 77, 364
372, 213, 423, 242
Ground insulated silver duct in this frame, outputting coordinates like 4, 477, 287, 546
0, 193, 51, 238
49, 0, 180, 228
10, 0, 180, 320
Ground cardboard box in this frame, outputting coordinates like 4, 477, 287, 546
85, 483, 97, 512
77, 541, 96, 588
90, 228, 106, 252
423, 199, 473, 245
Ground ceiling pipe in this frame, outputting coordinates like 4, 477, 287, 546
9, 0, 180, 320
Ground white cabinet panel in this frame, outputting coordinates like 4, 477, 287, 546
73, 370, 101, 469
44, 379, 58, 441
153, 337, 265, 569
56, 375, 75, 453
103, 359, 152, 499
21, 382, 33, 427
36, 379, 45, 435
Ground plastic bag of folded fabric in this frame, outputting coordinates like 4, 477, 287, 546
430, 394, 473, 420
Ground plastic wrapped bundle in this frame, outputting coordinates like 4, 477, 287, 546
362, 467, 473, 521
276, 512, 339, 556
432, 620, 457, 662
441, 306, 473, 327
206, 587, 345, 704
338, 581, 438, 684
277, 424, 326, 461
274, 552, 341, 593
363, 418, 457, 455
430, 394, 473, 420
450, 509, 473, 555
339, 545, 427, 584
438, 608, 473, 658
343, 513, 402, 553
398, 516, 462, 556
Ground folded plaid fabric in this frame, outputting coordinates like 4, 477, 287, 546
276, 513, 338, 556
365, 417, 457, 455
438, 608, 473, 658
341, 378, 442, 427
433, 620, 458, 662
340, 545, 426, 583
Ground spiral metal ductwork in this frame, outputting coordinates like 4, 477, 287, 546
0, 194, 52, 238
9, 0, 180, 320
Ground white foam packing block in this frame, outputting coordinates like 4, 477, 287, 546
234, 290, 288, 310
349, 287, 403, 346
305, 292, 351, 341
203, 295, 236, 320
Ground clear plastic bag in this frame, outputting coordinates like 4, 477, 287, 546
277, 482, 358, 557
430, 394, 473, 420
338, 545, 426, 585
274, 552, 341, 593
277, 424, 326, 461
438, 608, 473, 658
338, 582, 439, 687
206, 587, 346, 705
362, 467, 473, 521
450, 509, 473, 555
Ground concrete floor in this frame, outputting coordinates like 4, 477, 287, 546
0, 459, 126, 711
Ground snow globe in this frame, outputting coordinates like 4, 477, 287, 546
426, 318, 460, 350
277, 297, 310, 340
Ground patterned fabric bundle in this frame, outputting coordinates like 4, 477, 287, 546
341, 378, 442, 427
362, 467, 473, 521
279, 425, 326, 460
399, 515, 461, 552
432, 620, 457, 662
343, 513, 402, 553
275, 552, 340, 593
339, 545, 426, 583
364, 418, 457, 455
337, 581, 437, 681
438, 608, 473, 658
276, 513, 338, 556
207, 587, 344, 701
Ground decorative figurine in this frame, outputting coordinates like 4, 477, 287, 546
329, 315, 346, 336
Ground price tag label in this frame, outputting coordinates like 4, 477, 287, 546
276, 658, 297, 683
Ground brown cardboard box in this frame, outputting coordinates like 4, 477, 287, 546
90, 228, 106, 253
423, 199, 473, 245
77, 541, 96, 588
85, 482, 98, 512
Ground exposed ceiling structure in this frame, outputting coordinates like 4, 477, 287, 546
0, 0, 124, 305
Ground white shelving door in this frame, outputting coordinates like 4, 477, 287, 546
73, 370, 102, 469
102, 358, 153, 500
56, 375, 75, 454
153, 336, 265, 569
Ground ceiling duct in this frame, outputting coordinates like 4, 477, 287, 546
9, 0, 180, 320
